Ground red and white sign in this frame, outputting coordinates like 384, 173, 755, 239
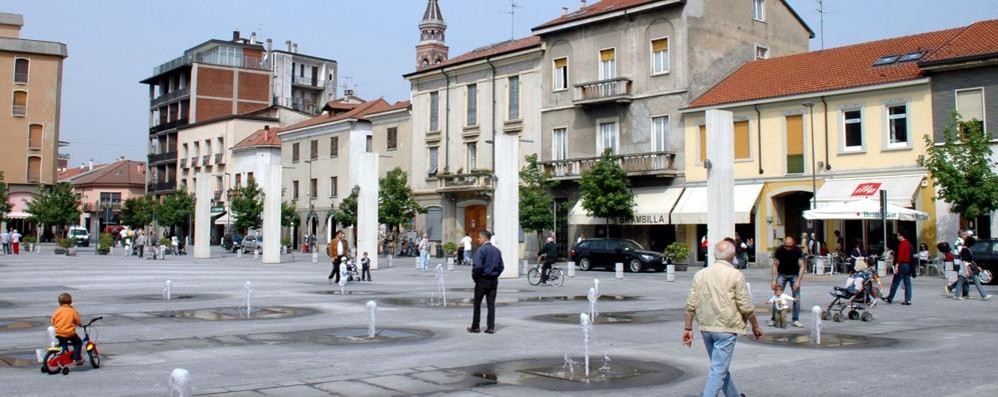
851, 183, 882, 197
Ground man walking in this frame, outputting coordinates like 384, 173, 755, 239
469, 230, 503, 334
327, 231, 346, 284
460, 233, 473, 266
885, 232, 914, 305
11, 229, 21, 254
771, 236, 805, 328
418, 233, 430, 272
683, 240, 763, 397
1, 229, 10, 255
537, 236, 558, 284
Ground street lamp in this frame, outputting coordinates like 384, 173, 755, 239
803, 102, 817, 236
304, 160, 315, 252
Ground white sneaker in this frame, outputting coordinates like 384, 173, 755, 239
792, 321, 804, 328
984, 295, 993, 301
766, 320, 775, 326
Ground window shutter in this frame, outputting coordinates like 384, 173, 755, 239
554, 58, 567, 68
699, 125, 707, 161
734, 121, 750, 159
957, 89, 984, 121
652, 38, 668, 52
600, 49, 615, 62
786, 115, 804, 155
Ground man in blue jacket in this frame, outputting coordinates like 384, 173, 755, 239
469, 230, 503, 334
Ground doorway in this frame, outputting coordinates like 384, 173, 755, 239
777, 191, 813, 244
464, 205, 486, 249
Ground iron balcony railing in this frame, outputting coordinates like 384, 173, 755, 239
147, 181, 176, 193
150, 87, 190, 107
202, 155, 210, 166
149, 118, 189, 134
292, 75, 323, 88
573, 77, 633, 105
540, 151, 677, 180
179, 158, 187, 168
190, 156, 199, 167
148, 151, 177, 164
151, 52, 270, 76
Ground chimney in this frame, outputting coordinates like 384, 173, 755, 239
292, 43, 298, 53
344, 88, 354, 97
264, 125, 270, 141
232, 30, 240, 42
562, 6, 569, 15
285, 40, 292, 51
266, 38, 272, 53
580, 0, 587, 8
88, 159, 93, 171
250, 32, 257, 44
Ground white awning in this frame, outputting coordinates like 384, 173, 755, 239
5, 211, 30, 219
671, 184, 764, 225
804, 198, 929, 221
815, 174, 924, 208
214, 213, 235, 226
568, 187, 683, 225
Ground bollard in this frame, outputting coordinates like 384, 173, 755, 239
312, 251, 318, 264
568, 261, 576, 277
253, 249, 259, 260
666, 264, 675, 282
615, 263, 623, 279
877, 260, 887, 278
237, 248, 243, 259
522, 260, 529, 275
388, 254, 394, 268
447, 257, 454, 271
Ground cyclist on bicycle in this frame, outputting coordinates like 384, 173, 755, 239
51, 293, 85, 366
537, 236, 558, 285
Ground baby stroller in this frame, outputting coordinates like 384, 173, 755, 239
822, 259, 879, 322
344, 259, 360, 282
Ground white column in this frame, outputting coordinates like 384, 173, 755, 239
357, 152, 379, 269
706, 109, 735, 262
262, 164, 282, 264
494, 132, 519, 279
193, 174, 212, 259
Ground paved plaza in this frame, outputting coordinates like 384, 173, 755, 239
1, 247, 996, 396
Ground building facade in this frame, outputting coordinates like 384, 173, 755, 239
270, 40, 338, 115
0, 12, 68, 233
68, 159, 147, 237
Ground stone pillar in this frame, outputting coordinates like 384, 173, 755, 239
706, 109, 735, 262
262, 164, 282, 264
193, 174, 212, 259
494, 131, 519, 279
357, 152, 379, 269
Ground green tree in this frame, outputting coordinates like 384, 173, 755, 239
157, 189, 194, 231
120, 196, 158, 228
519, 154, 554, 244
0, 172, 11, 222
578, 149, 635, 236
924, 113, 998, 220
281, 201, 299, 227
378, 167, 425, 231
338, 189, 359, 229
230, 179, 264, 233
25, 182, 81, 234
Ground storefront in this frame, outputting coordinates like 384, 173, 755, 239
567, 187, 682, 252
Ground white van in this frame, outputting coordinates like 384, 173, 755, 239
68, 226, 90, 247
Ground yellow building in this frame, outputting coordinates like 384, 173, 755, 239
677, 27, 970, 264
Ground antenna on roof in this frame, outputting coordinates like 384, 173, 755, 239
816, 0, 826, 50
503, 0, 522, 41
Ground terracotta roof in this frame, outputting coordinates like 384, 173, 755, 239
233, 126, 282, 150
71, 160, 146, 188
279, 99, 393, 133
688, 26, 967, 108
406, 36, 542, 76
921, 19, 998, 65
368, 100, 412, 116
58, 165, 103, 182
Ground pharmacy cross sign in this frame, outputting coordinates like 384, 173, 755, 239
850, 183, 881, 197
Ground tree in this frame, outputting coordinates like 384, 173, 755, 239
157, 189, 194, 232
378, 167, 425, 231
120, 196, 158, 229
25, 182, 81, 234
923, 112, 998, 220
281, 201, 299, 227
230, 179, 263, 233
519, 154, 554, 245
0, 172, 11, 222
338, 189, 359, 229
578, 149, 635, 236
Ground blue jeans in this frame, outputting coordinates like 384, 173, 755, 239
463, 250, 472, 265
955, 274, 989, 298
420, 251, 429, 271
701, 331, 740, 397
772, 274, 801, 322
886, 263, 913, 303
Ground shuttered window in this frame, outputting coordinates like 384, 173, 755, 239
651, 38, 670, 74
599, 49, 616, 80
553, 58, 568, 90
786, 115, 804, 174
734, 121, 750, 159
699, 125, 707, 163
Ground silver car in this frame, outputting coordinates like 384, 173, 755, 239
241, 235, 262, 254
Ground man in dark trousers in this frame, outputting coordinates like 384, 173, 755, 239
327, 231, 346, 284
885, 232, 914, 305
537, 236, 558, 284
469, 230, 503, 334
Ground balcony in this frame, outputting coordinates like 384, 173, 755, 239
190, 156, 199, 167
179, 158, 187, 168
149, 118, 189, 134
150, 52, 270, 78
82, 202, 122, 212
150, 87, 190, 107
214, 153, 225, 164
13, 105, 26, 117
147, 181, 176, 193
573, 77, 633, 106
202, 155, 210, 166
540, 151, 678, 180
148, 151, 177, 165
437, 172, 494, 195
291, 75, 323, 89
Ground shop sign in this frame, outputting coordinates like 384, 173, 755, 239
851, 183, 881, 197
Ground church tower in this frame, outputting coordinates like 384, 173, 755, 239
416, 0, 448, 70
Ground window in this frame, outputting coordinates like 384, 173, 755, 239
292, 142, 300, 162
428, 147, 439, 177
425, 206, 443, 241
429, 91, 440, 131
552, 128, 567, 160
753, 0, 765, 21
12, 90, 26, 117
508, 76, 520, 120
755, 45, 769, 60
99, 192, 122, 207
466, 143, 477, 171
329, 177, 338, 197
329, 136, 339, 157
597, 121, 618, 154
887, 104, 909, 147
956, 88, 985, 133
898, 51, 925, 62
651, 38, 670, 74
292, 180, 299, 200
873, 55, 899, 66
27, 156, 41, 182
309, 139, 318, 160
652, 116, 669, 152
247, 172, 254, 184
843, 109, 863, 151
14, 58, 28, 84
235, 174, 242, 188
599, 49, 616, 80
310, 178, 317, 198
466, 84, 478, 126
699, 125, 707, 162
366, 135, 373, 153
786, 115, 805, 174
734, 120, 751, 159
553, 57, 568, 90
28, 124, 42, 149
386, 127, 398, 150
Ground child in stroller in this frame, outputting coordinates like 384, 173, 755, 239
822, 259, 878, 322
344, 259, 360, 282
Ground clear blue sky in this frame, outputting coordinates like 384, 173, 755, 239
7, 0, 998, 165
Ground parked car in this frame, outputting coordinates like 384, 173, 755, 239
222, 233, 244, 252
967, 239, 997, 284
570, 238, 666, 272
240, 235, 262, 254
67, 226, 90, 247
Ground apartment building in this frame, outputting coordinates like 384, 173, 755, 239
271, 40, 338, 115
67, 159, 147, 236
0, 12, 68, 233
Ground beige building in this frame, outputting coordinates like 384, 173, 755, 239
0, 12, 68, 234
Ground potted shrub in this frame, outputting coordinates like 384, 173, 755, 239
664, 241, 690, 271
443, 241, 458, 263
56, 237, 76, 256
281, 236, 292, 254
97, 233, 113, 255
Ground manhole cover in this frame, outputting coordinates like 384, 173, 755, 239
0, 319, 40, 332
454, 357, 683, 391
532, 309, 682, 325
151, 306, 317, 321
0, 351, 39, 367
750, 332, 898, 348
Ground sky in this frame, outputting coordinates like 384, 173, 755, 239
7, 0, 998, 166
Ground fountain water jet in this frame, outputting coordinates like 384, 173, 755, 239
168, 368, 192, 397
811, 305, 822, 345
163, 280, 173, 300
581, 313, 592, 377
366, 300, 378, 338
587, 288, 598, 322
435, 264, 447, 307
243, 282, 254, 318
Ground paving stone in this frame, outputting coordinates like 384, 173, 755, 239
363, 375, 453, 394
256, 385, 331, 396
313, 380, 401, 397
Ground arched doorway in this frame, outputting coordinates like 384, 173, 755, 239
772, 190, 814, 243
464, 205, 487, 249
305, 210, 318, 252
325, 210, 338, 243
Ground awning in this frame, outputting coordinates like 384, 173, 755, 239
214, 212, 235, 226
671, 184, 764, 225
568, 187, 683, 225
804, 198, 929, 221
5, 211, 30, 219
815, 174, 924, 208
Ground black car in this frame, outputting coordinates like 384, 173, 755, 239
967, 239, 997, 284
222, 233, 244, 252
570, 238, 666, 272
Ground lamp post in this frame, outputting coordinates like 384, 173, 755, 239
304, 159, 314, 252
803, 102, 817, 238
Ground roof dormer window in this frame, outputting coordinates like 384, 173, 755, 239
897, 51, 925, 62
873, 55, 900, 66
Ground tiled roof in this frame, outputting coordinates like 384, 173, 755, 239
58, 165, 103, 182
368, 100, 411, 116
233, 127, 282, 150
921, 19, 998, 65
406, 36, 542, 76
279, 99, 393, 133
71, 160, 146, 187
688, 26, 968, 108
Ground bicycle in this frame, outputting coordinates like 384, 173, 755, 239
527, 263, 564, 287
41, 316, 102, 375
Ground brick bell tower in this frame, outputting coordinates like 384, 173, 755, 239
416, 0, 448, 70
